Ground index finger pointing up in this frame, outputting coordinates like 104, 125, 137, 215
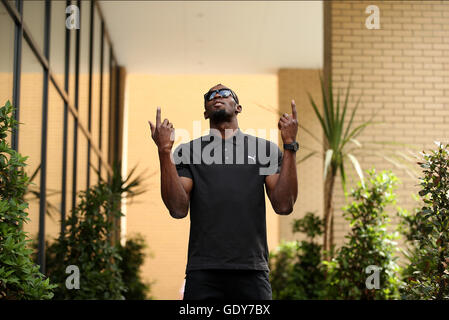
156, 107, 161, 126
291, 100, 297, 120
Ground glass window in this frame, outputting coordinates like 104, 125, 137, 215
78, 0, 90, 128
76, 125, 88, 195
77, 0, 90, 189
46, 83, 64, 240
64, 112, 75, 219
7, 1, 16, 9
0, 4, 15, 146
20, 39, 44, 239
49, 0, 67, 87
101, 40, 111, 182
68, 4, 77, 109
90, 6, 101, 186
0, 4, 15, 104
23, 0, 45, 55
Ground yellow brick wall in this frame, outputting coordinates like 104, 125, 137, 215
0, 72, 108, 247
278, 69, 324, 242
330, 1, 449, 249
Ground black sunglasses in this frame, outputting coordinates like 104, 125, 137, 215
204, 89, 236, 102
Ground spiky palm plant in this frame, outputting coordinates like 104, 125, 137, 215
307, 75, 379, 259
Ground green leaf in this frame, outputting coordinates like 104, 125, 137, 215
347, 153, 365, 189
323, 149, 333, 181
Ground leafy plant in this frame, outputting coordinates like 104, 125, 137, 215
269, 212, 327, 299
307, 75, 381, 258
116, 234, 154, 300
324, 169, 402, 299
399, 142, 449, 299
45, 182, 127, 299
103, 162, 148, 244
255, 73, 420, 259
42, 162, 149, 299
0, 101, 56, 300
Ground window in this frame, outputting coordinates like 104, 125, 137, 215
1, 0, 122, 274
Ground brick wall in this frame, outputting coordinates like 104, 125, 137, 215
0, 72, 108, 244
330, 1, 449, 249
278, 69, 324, 242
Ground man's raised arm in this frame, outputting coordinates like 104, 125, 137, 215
265, 100, 299, 215
149, 107, 192, 219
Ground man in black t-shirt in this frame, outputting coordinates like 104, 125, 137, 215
148, 84, 299, 300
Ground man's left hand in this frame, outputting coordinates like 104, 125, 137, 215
278, 100, 298, 144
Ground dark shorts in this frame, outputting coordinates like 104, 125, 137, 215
183, 269, 272, 300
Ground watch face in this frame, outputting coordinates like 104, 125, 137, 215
285, 142, 299, 151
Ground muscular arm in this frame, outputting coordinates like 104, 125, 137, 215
159, 150, 193, 219
265, 150, 298, 215
149, 107, 193, 219
265, 100, 299, 215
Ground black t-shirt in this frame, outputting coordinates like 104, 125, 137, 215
173, 129, 283, 273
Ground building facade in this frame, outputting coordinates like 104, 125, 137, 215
0, 0, 125, 273
2, 0, 448, 300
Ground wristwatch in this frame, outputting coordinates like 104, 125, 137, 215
283, 141, 300, 152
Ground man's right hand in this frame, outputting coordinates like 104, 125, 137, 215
148, 107, 175, 154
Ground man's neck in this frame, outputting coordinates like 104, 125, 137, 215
209, 120, 239, 139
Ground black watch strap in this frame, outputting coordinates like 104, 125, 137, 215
283, 141, 299, 152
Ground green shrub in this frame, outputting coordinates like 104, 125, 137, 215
0, 101, 56, 299
116, 234, 153, 300
399, 142, 449, 299
46, 183, 126, 299
42, 163, 149, 299
269, 212, 327, 299
324, 169, 402, 300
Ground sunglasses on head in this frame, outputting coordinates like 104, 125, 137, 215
204, 88, 235, 102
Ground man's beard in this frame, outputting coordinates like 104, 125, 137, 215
209, 109, 233, 123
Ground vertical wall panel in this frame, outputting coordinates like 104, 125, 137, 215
0, 3, 15, 149
2, 0, 121, 273
19, 39, 44, 241
22, 0, 45, 54
46, 82, 64, 242
278, 69, 324, 242
101, 39, 110, 182
89, 5, 101, 185
75, 0, 90, 197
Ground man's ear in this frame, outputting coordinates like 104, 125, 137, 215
235, 104, 242, 114
204, 110, 209, 119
